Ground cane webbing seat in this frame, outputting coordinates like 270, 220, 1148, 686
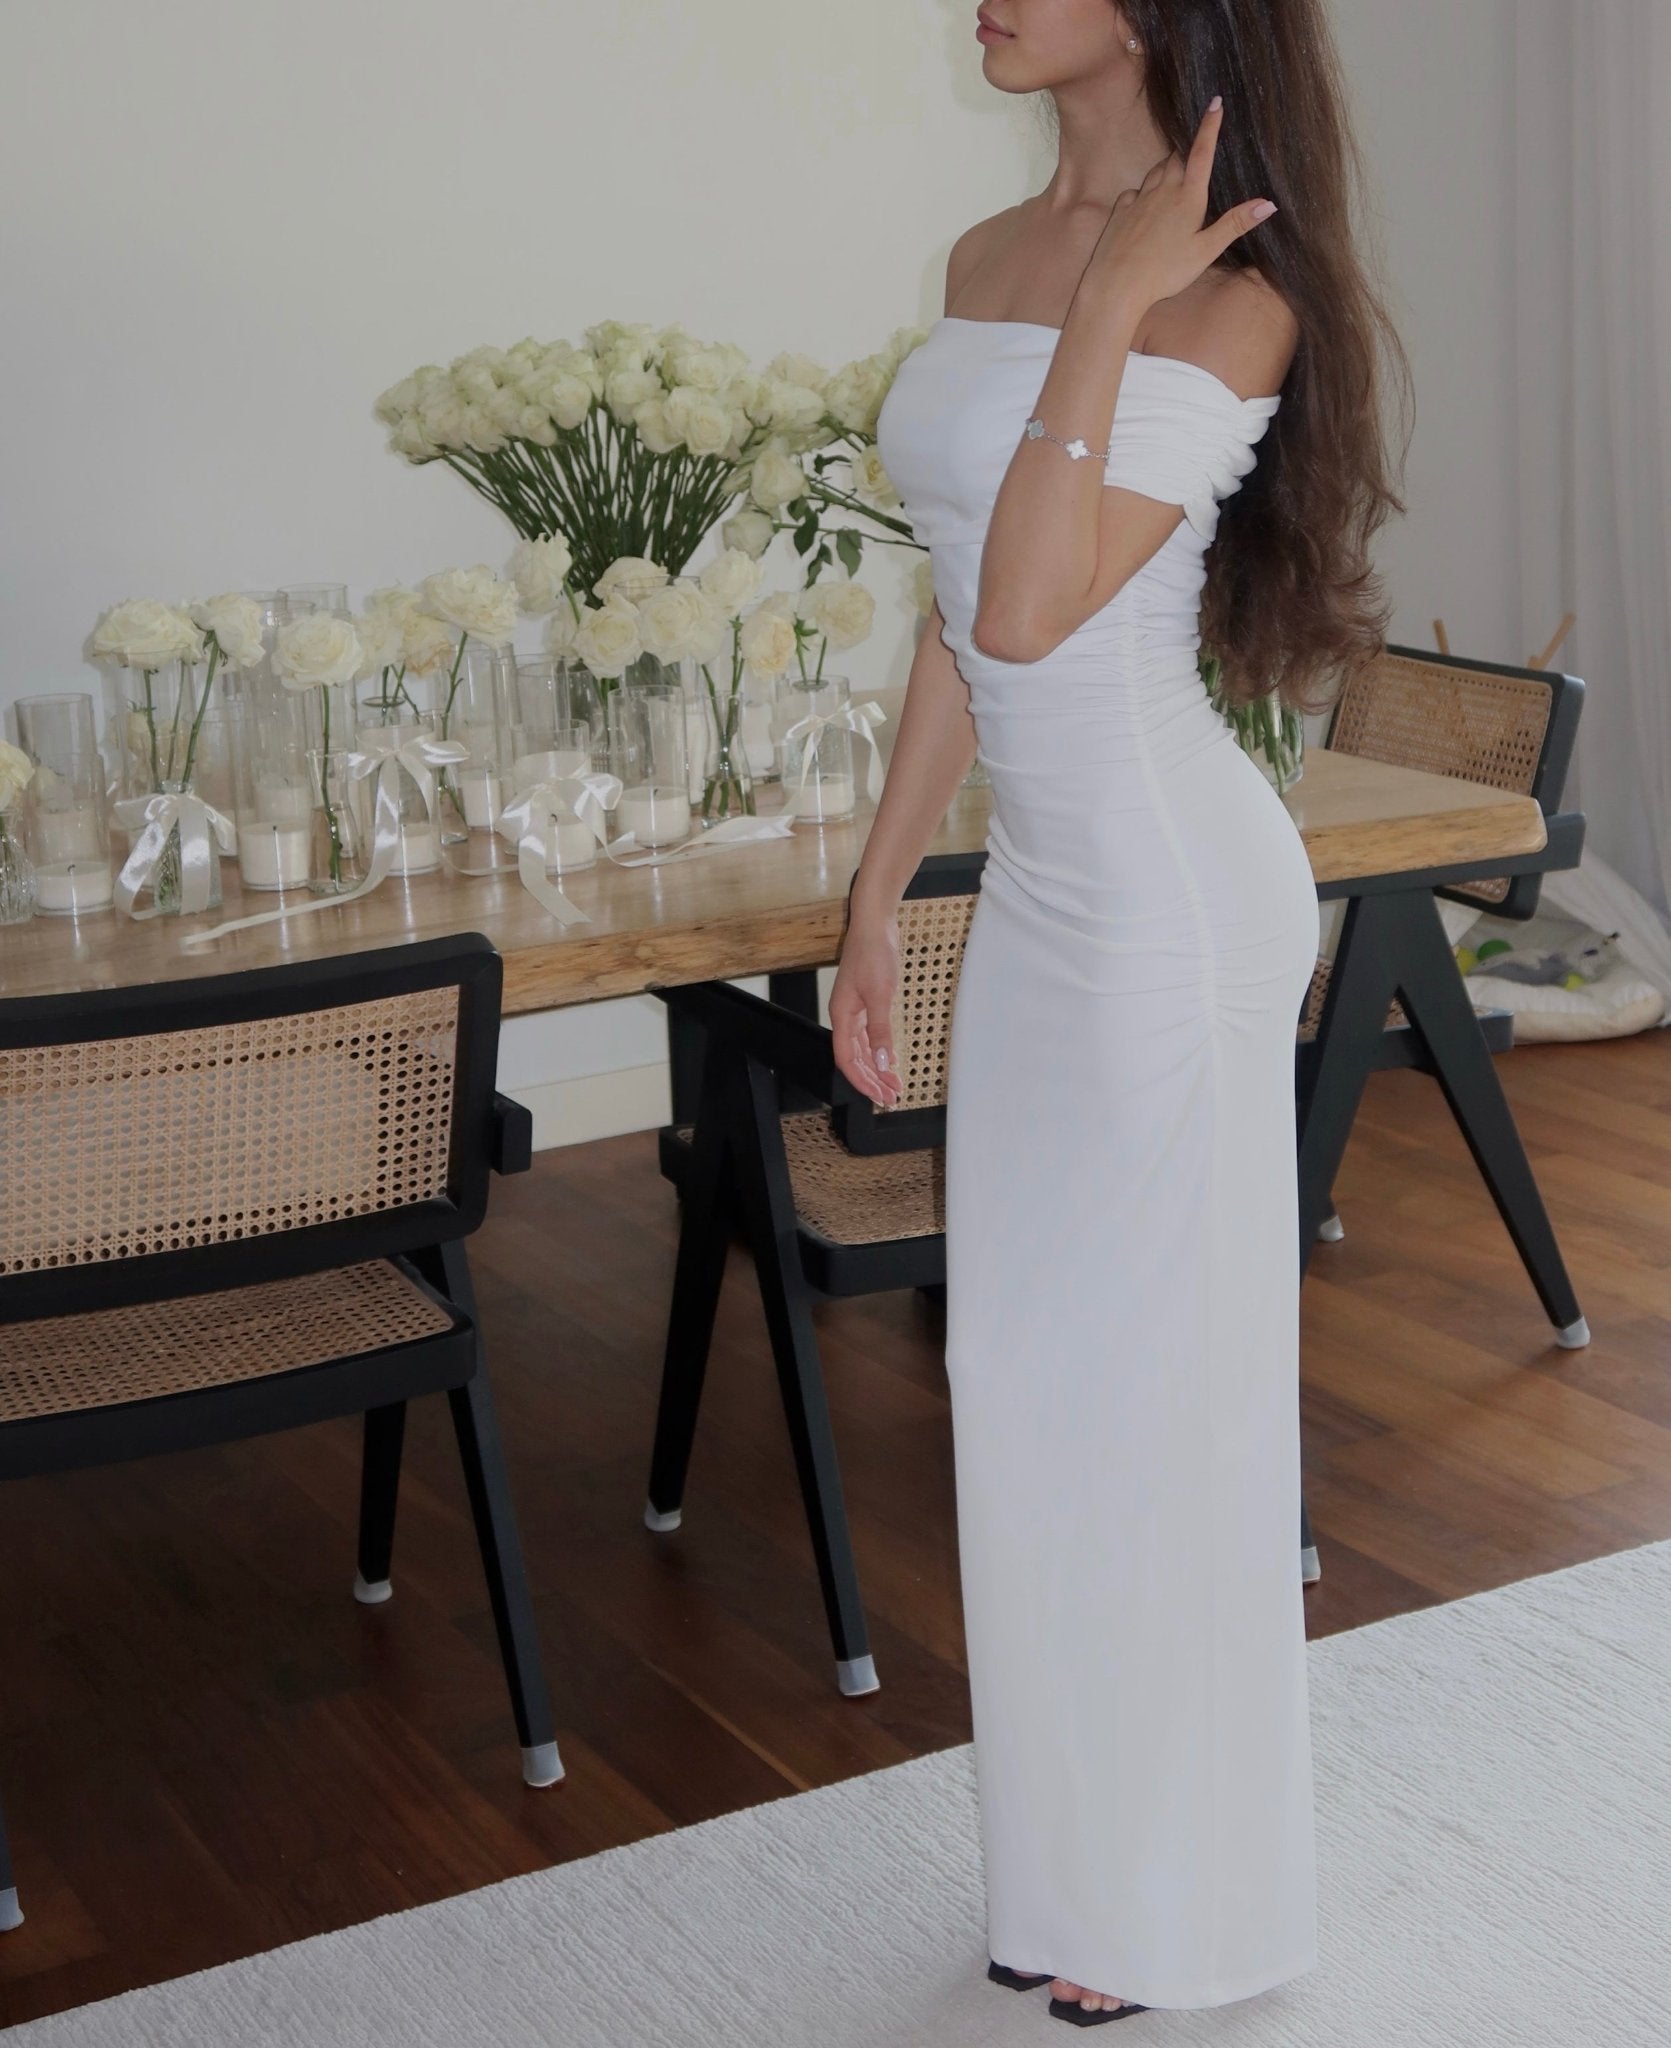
0, 1260, 458, 1425
783, 1109, 946, 1244
1325, 651, 1553, 910
1, 989, 460, 1278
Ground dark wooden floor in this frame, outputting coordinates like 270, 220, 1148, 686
2, 1031, 1669, 2026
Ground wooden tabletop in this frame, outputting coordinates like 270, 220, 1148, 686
0, 748, 1546, 1015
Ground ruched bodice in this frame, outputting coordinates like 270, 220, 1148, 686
869, 311, 1320, 2011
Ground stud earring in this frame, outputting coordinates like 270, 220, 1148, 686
1127, 37, 1139, 51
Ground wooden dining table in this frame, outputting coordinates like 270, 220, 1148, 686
0, 744, 1549, 1012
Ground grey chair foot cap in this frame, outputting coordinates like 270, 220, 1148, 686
644, 1499, 683, 1532
353, 1573, 394, 1605
1300, 1545, 1322, 1584
522, 1742, 564, 1788
1555, 1315, 1591, 1349
0, 1888, 22, 1933
1315, 1212, 1345, 1242
837, 1654, 880, 1697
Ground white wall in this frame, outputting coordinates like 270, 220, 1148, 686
1, 0, 1526, 1135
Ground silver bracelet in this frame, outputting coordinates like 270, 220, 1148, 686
1023, 416, 1110, 462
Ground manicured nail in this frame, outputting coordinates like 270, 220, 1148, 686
1207, 93, 1222, 111
1251, 200, 1277, 220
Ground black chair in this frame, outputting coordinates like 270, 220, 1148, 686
1296, 643, 1586, 1296
0, 934, 559, 1934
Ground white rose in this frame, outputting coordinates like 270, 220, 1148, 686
573, 598, 644, 679
190, 593, 266, 668
912, 555, 937, 617
90, 599, 204, 670
852, 445, 901, 507
664, 386, 734, 458
661, 342, 732, 393
604, 366, 664, 422
516, 407, 559, 449
419, 565, 519, 646
721, 509, 776, 561
507, 535, 574, 615
632, 397, 682, 455
698, 547, 764, 613
749, 444, 807, 513
749, 379, 826, 436
635, 581, 728, 665
402, 611, 457, 677
544, 602, 584, 660
738, 606, 798, 681
824, 357, 892, 435
373, 371, 421, 428
390, 415, 437, 463
417, 385, 470, 452
593, 555, 668, 605
885, 323, 932, 366
764, 351, 830, 395
0, 739, 34, 813
351, 608, 406, 680
800, 578, 876, 651
543, 373, 594, 430
273, 613, 363, 692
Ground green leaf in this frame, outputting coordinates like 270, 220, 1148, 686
835, 528, 863, 577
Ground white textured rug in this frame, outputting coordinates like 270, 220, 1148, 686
12, 1540, 1670, 2047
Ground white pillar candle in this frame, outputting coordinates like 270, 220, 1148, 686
390, 820, 439, 875
616, 783, 692, 848
459, 766, 501, 831
33, 859, 115, 914
238, 821, 311, 890
253, 775, 313, 825
789, 770, 856, 822
511, 748, 590, 792
33, 803, 107, 865
536, 817, 599, 871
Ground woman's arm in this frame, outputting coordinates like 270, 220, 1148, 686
972, 100, 1280, 664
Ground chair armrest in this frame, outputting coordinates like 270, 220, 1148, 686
490, 1091, 534, 1175
655, 981, 858, 1107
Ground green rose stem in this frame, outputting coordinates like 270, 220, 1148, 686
435, 631, 472, 824
179, 637, 221, 784
140, 671, 162, 788
697, 626, 753, 820
319, 684, 344, 887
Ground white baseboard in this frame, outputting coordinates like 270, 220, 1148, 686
503, 1062, 673, 1151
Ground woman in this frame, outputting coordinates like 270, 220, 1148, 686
835, 0, 1410, 2025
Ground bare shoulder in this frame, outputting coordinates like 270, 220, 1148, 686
944, 205, 1027, 315
1138, 266, 1300, 401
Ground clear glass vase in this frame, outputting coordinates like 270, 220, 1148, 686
149, 778, 224, 917
14, 693, 114, 915
694, 665, 755, 821
777, 672, 856, 824
1202, 656, 1306, 792
0, 812, 35, 923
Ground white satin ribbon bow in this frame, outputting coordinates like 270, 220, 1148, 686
113, 790, 236, 920
181, 734, 469, 947
495, 770, 624, 926
779, 697, 889, 807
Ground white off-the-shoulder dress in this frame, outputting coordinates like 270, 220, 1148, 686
873, 317, 1321, 2010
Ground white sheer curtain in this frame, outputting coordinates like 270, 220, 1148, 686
1510, 0, 1671, 1010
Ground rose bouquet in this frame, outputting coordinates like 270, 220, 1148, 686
374, 321, 930, 597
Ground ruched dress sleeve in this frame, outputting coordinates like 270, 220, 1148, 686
1103, 353, 1282, 544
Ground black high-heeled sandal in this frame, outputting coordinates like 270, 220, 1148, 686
1046, 1990, 1150, 2025
987, 1959, 1053, 1990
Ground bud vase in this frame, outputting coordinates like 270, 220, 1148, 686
148, 778, 223, 917
695, 666, 755, 820
1202, 655, 1306, 792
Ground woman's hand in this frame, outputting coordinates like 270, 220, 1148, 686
829, 909, 905, 1108
1081, 100, 1277, 317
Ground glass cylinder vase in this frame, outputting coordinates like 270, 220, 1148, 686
777, 672, 857, 825
0, 806, 34, 924
230, 676, 315, 892
692, 660, 755, 821
14, 693, 113, 916
606, 676, 691, 851
433, 641, 516, 871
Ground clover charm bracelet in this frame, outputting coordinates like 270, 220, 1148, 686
1023, 416, 1110, 463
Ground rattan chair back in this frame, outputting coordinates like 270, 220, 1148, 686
1324, 644, 1581, 916
0, 937, 502, 1319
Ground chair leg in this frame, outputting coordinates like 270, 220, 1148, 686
1388, 891, 1589, 1345
0, 1780, 20, 1932
431, 1241, 563, 1789
646, 1033, 738, 1535
354, 1401, 405, 1604
727, 1048, 879, 1697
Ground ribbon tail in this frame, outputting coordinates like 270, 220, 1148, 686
515, 829, 592, 925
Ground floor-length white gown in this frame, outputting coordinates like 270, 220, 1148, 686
873, 316, 1322, 2011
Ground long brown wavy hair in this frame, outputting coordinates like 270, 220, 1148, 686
1054, 0, 1415, 715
